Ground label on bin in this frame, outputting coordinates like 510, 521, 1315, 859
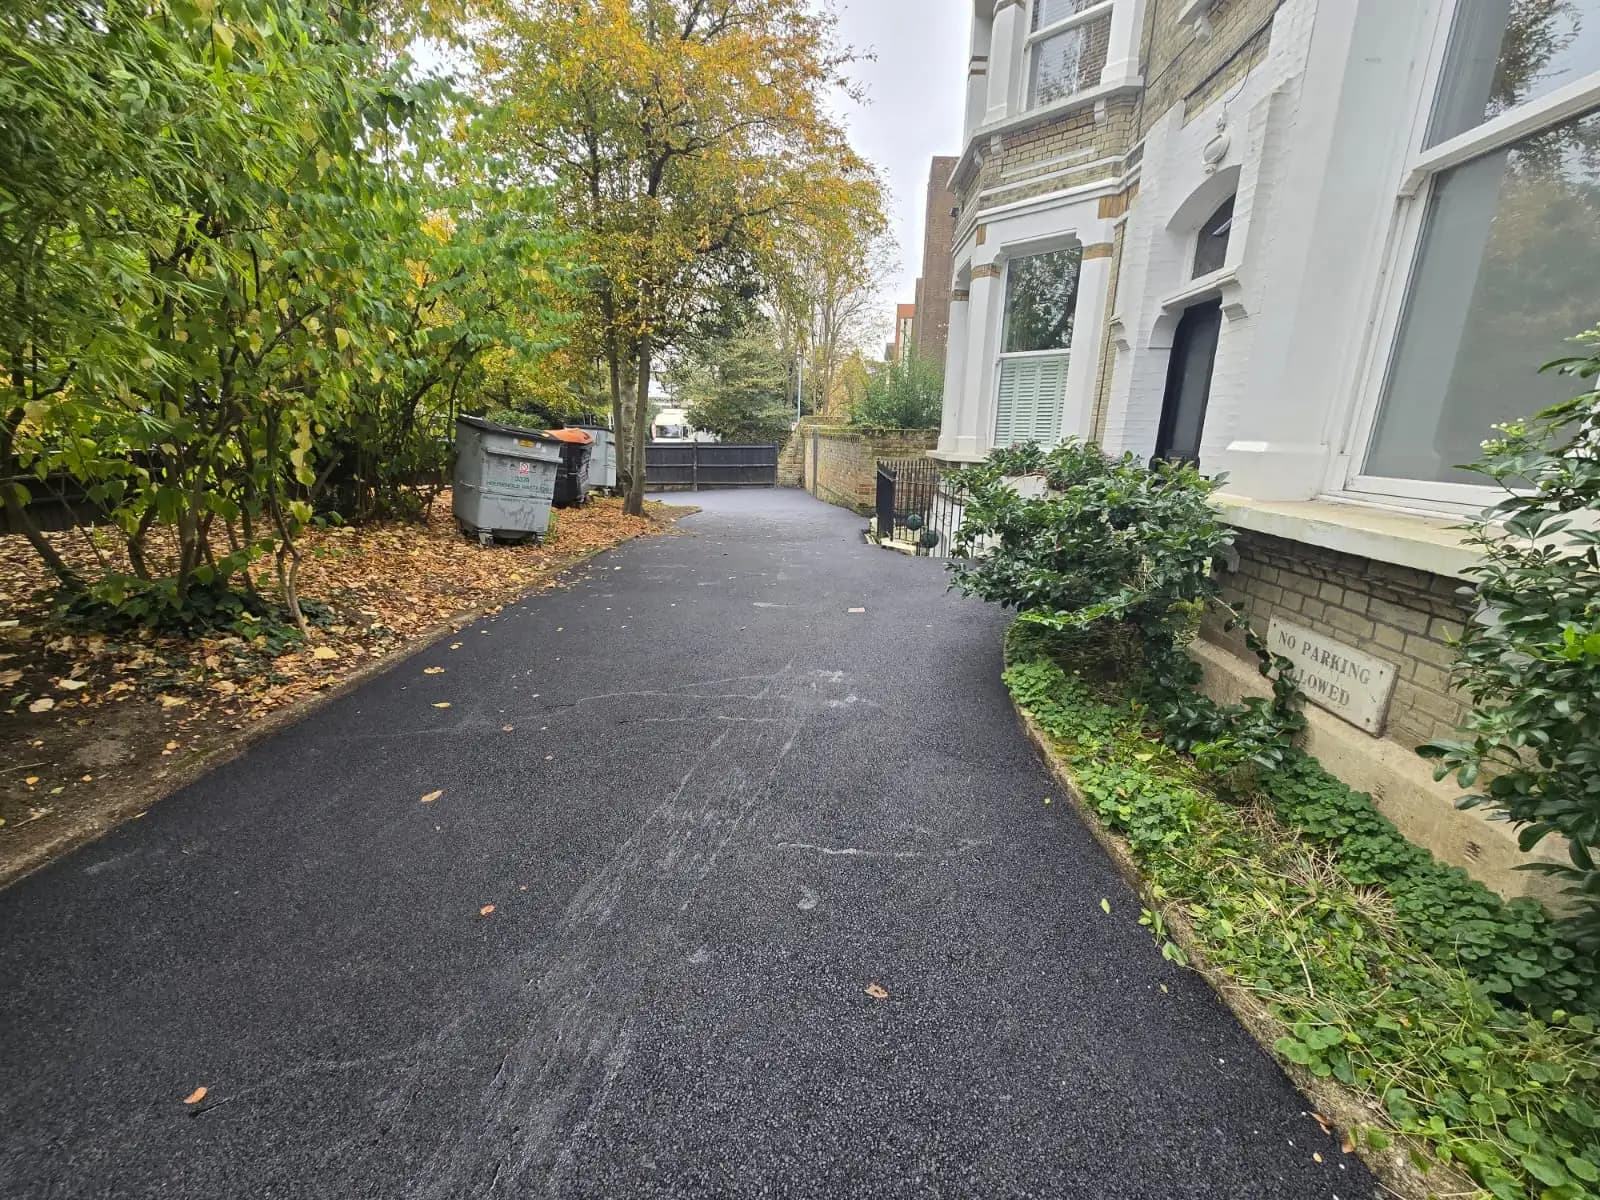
516, 438, 537, 447
485, 453, 555, 500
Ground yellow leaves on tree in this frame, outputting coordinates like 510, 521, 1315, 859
479, 0, 877, 516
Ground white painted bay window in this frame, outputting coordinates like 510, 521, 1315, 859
995, 248, 1082, 445
1027, 0, 1113, 109
1354, 0, 1600, 500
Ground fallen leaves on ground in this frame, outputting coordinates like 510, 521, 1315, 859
183, 1087, 208, 1105
864, 983, 889, 1000
423, 667, 445, 675
419, 790, 443, 804
479, 904, 495, 917
0, 494, 677, 844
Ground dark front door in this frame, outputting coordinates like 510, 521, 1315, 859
1154, 298, 1222, 466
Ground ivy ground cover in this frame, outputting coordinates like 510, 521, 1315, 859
1006, 625, 1600, 1200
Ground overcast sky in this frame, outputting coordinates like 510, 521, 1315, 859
830, 1, 969, 348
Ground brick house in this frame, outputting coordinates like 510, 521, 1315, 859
933, 0, 1600, 902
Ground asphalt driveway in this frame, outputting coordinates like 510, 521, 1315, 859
0, 488, 1374, 1199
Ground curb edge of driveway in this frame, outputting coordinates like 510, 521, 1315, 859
0, 513, 689, 893
1008, 681, 1456, 1200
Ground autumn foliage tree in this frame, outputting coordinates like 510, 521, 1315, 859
770, 174, 894, 420
479, 0, 880, 514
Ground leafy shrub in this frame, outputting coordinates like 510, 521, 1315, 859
848, 351, 943, 430
951, 440, 1235, 673
1, 0, 573, 629
1421, 333, 1600, 950
1145, 615, 1307, 785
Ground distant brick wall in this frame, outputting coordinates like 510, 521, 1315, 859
798, 426, 939, 513
1205, 530, 1470, 750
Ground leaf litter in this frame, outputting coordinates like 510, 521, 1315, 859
0, 495, 679, 859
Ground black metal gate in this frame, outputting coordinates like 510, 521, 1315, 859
645, 442, 779, 489
875, 457, 962, 558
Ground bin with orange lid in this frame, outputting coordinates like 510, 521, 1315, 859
544, 427, 594, 508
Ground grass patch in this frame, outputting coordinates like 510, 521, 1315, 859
1005, 623, 1600, 1200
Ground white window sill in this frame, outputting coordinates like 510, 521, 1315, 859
1175, 0, 1217, 30
1213, 493, 1483, 579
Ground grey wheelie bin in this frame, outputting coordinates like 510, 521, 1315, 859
453, 415, 562, 544
575, 425, 617, 492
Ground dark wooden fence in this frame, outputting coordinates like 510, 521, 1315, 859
645, 442, 779, 489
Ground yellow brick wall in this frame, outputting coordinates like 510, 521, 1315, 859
1207, 532, 1473, 749
1090, 219, 1127, 441
797, 427, 941, 513
971, 97, 1140, 209
1139, 0, 1280, 134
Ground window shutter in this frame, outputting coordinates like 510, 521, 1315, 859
996, 356, 1068, 447
994, 361, 1018, 446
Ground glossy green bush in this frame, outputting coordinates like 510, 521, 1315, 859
1421, 333, 1600, 952
951, 439, 1233, 672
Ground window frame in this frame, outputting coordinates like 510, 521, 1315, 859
1337, 0, 1600, 509
993, 249, 1079, 446
998, 245, 1083, 356
1024, 0, 1115, 112
1191, 194, 1235, 279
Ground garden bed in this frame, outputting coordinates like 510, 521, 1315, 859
1006, 623, 1600, 1200
0, 494, 683, 885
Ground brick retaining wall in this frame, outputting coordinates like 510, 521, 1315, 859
1206, 529, 1470, 751
787, 426, 939, 513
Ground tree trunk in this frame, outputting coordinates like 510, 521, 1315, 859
1, 402, 82, 591
607, 336, 630, 498
1, 483, 81, 591
624, 335, 652, 517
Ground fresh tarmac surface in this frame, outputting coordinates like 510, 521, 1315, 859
0, 488, 1376, 1198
